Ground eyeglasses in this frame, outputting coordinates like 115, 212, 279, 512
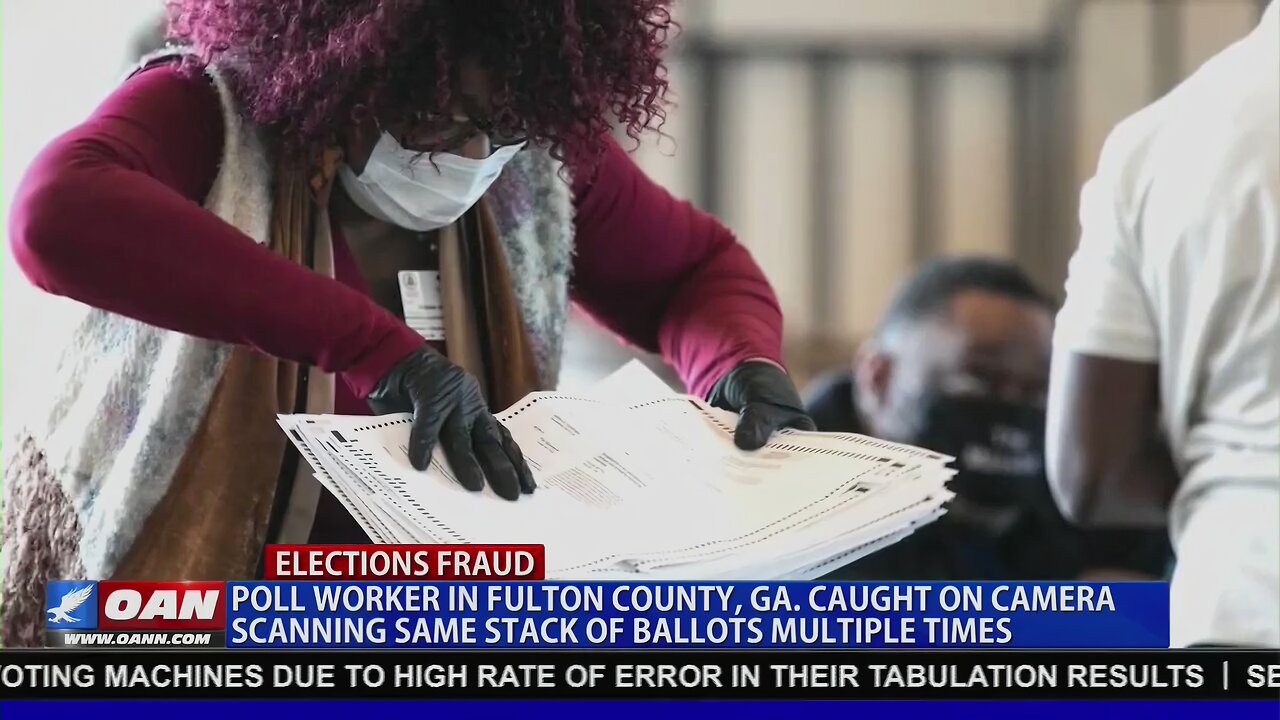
398, 111, 527, 156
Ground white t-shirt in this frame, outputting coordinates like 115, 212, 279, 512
1054, 2, 1280, 521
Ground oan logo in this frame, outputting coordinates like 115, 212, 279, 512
45, 581, 99, 630
97, 581, 227, 631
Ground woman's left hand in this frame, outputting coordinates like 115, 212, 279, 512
708, 360, 817, 450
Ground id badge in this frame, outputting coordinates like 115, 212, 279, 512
398, 270, 446, 341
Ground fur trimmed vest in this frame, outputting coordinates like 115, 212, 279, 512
1, 54, 574, 646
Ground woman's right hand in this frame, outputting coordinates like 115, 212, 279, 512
366, 347, 535, 501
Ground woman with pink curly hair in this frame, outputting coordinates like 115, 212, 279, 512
3, 0, 813, 644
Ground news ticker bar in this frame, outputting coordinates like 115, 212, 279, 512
1, 650, 1277, 700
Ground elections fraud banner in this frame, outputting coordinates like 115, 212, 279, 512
218, 581, 1169, 649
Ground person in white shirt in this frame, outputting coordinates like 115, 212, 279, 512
1048, 1, 1279, 647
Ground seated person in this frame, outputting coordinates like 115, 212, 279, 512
805, 256, 1170, 581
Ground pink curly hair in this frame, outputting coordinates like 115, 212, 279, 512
166, 0, 673, 166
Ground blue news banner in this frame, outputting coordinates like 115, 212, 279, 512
223, 581, 1170, 649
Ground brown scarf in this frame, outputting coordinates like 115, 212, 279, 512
111, 153, 541, 581
443, 200, 543, 411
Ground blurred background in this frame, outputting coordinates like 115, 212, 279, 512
1, 0, 1269, 417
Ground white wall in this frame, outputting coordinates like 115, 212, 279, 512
833, 62, 914, 336
699, 0, 1058, 43
2, 0, 166, 426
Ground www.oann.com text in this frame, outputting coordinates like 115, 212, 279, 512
50, 632, 216, 647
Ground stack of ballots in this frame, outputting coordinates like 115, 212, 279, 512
278, 361, 955, 579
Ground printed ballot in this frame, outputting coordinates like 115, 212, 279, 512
278, 362, 955, 578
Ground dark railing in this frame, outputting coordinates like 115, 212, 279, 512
674, 32, 1066, 329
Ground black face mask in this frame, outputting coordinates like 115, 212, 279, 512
894, 394, 1082, 580
909, 394, 1048, 512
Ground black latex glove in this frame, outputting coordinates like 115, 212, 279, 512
707, 360, 817, 450
367, 347, 535, 501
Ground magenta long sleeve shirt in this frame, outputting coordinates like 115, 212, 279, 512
10, 65, 784, 415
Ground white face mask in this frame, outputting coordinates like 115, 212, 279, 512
337, 131, 525, 232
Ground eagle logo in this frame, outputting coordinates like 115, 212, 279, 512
47, 584, 95, 624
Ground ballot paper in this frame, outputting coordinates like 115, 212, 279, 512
279, 361, 954, 579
